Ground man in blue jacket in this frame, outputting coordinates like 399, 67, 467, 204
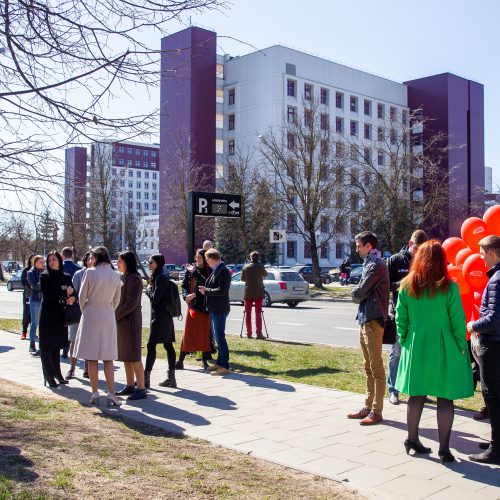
467, 235, 500, 465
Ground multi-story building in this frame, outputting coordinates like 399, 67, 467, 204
158, 27, 485, 264
136, 215, 160, 261
64, 140, 160, 254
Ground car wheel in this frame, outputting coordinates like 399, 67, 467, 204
262, 292, 272, 308
323, 276, 332, 284
287, 301, 298, 308
6, 282, 13, 291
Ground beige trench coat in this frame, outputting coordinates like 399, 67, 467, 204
74, 264, 121, 361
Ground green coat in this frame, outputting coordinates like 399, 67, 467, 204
395, 281, 474, 400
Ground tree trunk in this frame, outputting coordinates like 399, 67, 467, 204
309, 232, 323, 289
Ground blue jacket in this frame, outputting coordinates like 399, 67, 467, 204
27, 267, 42, 302
471, 262, 500, 342
63, 260, 81, 278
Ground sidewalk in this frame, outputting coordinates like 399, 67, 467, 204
0, 329, 498, 499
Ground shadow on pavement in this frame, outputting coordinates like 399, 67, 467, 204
0, 445, 39, 483
227, 370, 296, 392
154, 387, 237, 411
0, 345, 15, 354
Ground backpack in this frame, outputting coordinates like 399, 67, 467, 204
165, 278, 183, 320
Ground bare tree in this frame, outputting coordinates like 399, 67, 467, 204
260, 99, 354, 287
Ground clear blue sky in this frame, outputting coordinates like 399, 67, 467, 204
174, 0, 500, 183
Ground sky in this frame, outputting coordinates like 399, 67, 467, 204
169, 0, 500, 183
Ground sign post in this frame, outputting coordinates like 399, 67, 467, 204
188, 191, 242, 263
269, 230, 287, 268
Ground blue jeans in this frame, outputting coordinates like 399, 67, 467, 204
387, 340, 401, 395
211, 312, 229, 369
29, 300, 41, 343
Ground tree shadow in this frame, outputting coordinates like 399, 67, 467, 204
230, 363, 342, 380
232, 349, 276, 360
0, 346, 14, 354
154, 387, 237, 411
0, 445, 39, 483
227, 370, 296, 392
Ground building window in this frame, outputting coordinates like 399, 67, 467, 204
320, 139, 329, 156
228, 139, 235, 155
402, 110, 408, 126
364, 99, 371, 116
286, 158, 296, 177
335, 142, 344, 159
127, 159, 133, 166
144, 162, 149, 168
304, 241, 311, 259
136, 171, 141, 178
111, 168, 116, 176
287, 106, 296, 123
377, 126, 384, 141
304, 110, 312, 127
136, 202, 141, 210
335, 117, 344, 134
335, 243, 343, 259
287, 241, 296, 259
151, 150, 157, 158
378, 150, 385, 166
350, 145, 359, 161
287, 133, 295, 150
152, 193, 157, 200
321, 217, 329, 233
135, 148, 141, 155
287, 213, 297, 232
228, 88, 235, 105
118, 146, 125, 153
350, 120, 358, 136
364, 124, 372, 140
287, 79, 296, 97
228, 114, 235, 130
128, 181, 133, 188
335, 92, 343, 109
136, 181, 141, 189
120, 180, 125, 187
152, 203, 157, 211
304, 83, 312, 101
136, 191, 141, 199
320, 88, 328, 105
390, 106, 397, 120
151, 161, 157, 168
118, 158, 125, 166
128, 202, 133, 209
363, 147, 371, 163
128, 170, 133, 177
320, 114, 329, 130
390, 129, 397, 145
111, 200, 116, 208
143, 150, 149, 157
144, 203, 149, 211
127, 147, 133, 154
144, 172, 149, 179
320, 242, 328, 259
152, 172, 157, 180
350, 96, 358, 112
377, 103, 385, 119
144, 192, 149, 200
152, 183, 157, 190
350, 193, 359, 211
135, 160, 141, 167
144, 182, 149, 189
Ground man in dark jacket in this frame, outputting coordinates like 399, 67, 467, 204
348, 231, 389, 425
199, 248, 231, 376
386, 229, 428, 405
467, 235, 500, 465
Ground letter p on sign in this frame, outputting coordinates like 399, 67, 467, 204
198, 198, 208, 214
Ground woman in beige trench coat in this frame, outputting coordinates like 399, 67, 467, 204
74, 246, 122, 406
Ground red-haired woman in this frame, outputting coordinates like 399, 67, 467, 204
396, 240, 474, 464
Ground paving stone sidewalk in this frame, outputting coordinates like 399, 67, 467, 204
0, 330, 498, 499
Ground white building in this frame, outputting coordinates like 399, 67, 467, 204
136, 215, 159, 260
218, 45, 409, 266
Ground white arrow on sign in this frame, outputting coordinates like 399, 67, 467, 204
229, 201, 240, 209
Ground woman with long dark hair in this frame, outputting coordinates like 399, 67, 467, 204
20, 254, 35, 340
39, 251, 76, 387
396, 239, 474, 463
74, 246, 122, 406
177, 249, 212, 369
145, 254, 176, 388
115, 251, 147, 400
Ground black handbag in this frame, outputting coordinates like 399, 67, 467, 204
383, 315, 397, 345
64, 303, 82, 327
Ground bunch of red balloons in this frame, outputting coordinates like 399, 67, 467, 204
442, 205, 500, 338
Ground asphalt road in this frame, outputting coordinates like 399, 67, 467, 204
0, 285, 371, 348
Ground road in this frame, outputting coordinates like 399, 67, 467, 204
0, 286, 373, 349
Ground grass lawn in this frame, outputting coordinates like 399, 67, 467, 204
309, 283, 354, 300
0, 381, 358, 500
0, 318, 484, 412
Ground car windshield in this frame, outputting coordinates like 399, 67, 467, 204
279, 272, 304, 282
231, 273, 241, 282
265, 273, 275, 280
352, 267, 363, 275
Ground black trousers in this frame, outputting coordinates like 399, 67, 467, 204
22, 295, 31, 333
40, 349, 63, 381
477, 338, 500, 450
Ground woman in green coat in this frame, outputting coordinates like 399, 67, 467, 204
396, 240, 474, 464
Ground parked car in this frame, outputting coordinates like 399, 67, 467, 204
229, 268, 309, 308
163, 264, 185, 280
6, 270, 23, 291
227, 263, 245, 275
290, 265, 333, 284
349, 266, 363, 285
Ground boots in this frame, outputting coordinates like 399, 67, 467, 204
144, 370, 151, 389
159, 370, 177, 388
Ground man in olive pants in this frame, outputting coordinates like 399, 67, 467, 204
348, 231, 390, 426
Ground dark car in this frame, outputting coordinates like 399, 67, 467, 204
290, 265, 333, 284
6, 270, 23, 291
163, 264, 185, 280
349, 266, 363, 285
227, 263, 245, 275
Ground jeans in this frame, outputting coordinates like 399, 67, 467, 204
244, 298, 263, 336
387, 341, 401, 395
360, 320, 386, 413
477, 338, 500, 450
29, 300, 41, 343
22, 293, 31, 333
211, 312, 229, 369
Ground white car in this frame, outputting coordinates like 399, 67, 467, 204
229, 268, 310, 308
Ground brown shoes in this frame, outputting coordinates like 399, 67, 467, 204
347, 407, 370, 419
210, 367, 231, 376
360, 411, 383, 426
207, 364, 221, 372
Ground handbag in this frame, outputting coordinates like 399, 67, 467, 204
383, 315, 397, 345
64, 302, 82, 327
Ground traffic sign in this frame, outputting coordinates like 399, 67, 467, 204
269, 229, 287, 243
192, 192, 242, 218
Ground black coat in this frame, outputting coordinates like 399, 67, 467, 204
39, 271, 74, 350
145, 271, 175, 344
387, 247, 412, 305
204, 263, 231, 314
181, 265, 210, 313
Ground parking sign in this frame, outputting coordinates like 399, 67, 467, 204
269, 229, 287, 243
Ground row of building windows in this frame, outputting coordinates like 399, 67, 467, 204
111, 201, 158, 212
285, 241, 346, 260
137, 229, 160, 238
116, 159, 158, 168
287, 80, 407, 122
117, 180, 158, 194
111, 168, 158, 179
115, 146, 158, 157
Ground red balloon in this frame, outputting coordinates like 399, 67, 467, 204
442, 237, 467, 265
461, 217, 491, 252
460, 292, 474, 324
447, 264, 470, 295
462, 253, 489, 291
483, 205, 500, 236
472, 291, 483, 321
455, 247, 474, 268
